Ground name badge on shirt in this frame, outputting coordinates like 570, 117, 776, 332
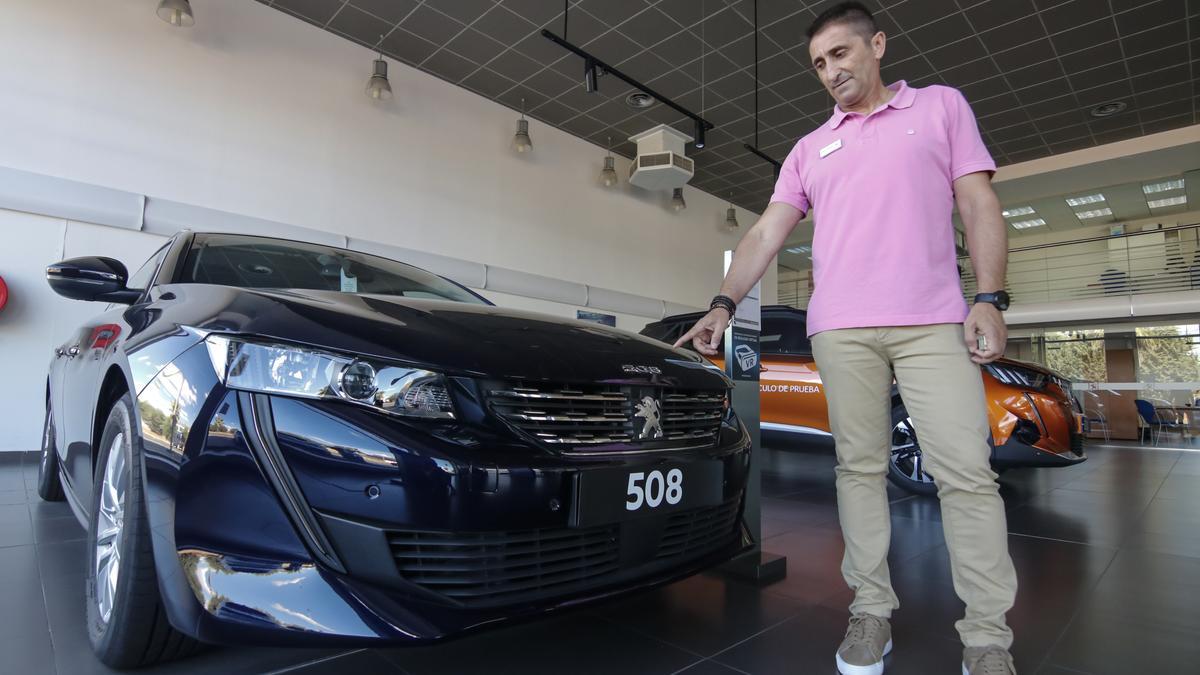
819, 139, 842, 158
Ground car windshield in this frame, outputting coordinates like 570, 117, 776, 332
179, 234, 488, 305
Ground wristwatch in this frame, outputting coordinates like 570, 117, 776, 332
973, 290, 1010, 311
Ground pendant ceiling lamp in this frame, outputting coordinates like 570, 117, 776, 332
725, 195, 739, 230
600, 137, 618, 187
513, 98, 532, 153
671, 187, 687, 212
365, 57, 392, 101
156, 0, 194, 27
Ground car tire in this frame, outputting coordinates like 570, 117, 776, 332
886, 403, 938, 497
37, 404, 65, 501
86, 394, 201, 668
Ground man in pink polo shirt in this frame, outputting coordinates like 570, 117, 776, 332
675, 3, 1017, 674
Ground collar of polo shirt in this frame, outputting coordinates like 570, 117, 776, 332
828, 80, 916, 130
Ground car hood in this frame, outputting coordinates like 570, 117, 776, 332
168, 285, 728, 388
996, 357, 1068, 382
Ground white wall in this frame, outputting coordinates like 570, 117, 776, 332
0, 0, 768, 311
0, 0, 779, 451
0, 212, 167, 451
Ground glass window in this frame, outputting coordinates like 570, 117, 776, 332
647, 314, 813, 356
669, 322, 724, 354
126, 244, 170, 291
1044, 329, 1107, 382
179, 234, 488, 305
759, 320, 783, 354
1022, 322, 1200, 448
761, 316, 812, 355
641, 320, 683, 344
1135, 324, 1200, 406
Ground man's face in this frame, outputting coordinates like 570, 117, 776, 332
808, 22, 886, 109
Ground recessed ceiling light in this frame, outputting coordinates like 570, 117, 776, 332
1002, 206, 1035, 217
1065, 193, 1105, 207
785, 246, 811, 255
1148, 196, 1187, 208
1011, 218, 1046, 229
1075, 208, 1113, 219
625, 92, 656, 109
1090, 101, 1127, 117
1142, 179, 1185, 194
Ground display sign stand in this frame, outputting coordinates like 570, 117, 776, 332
717, 251, 787, 585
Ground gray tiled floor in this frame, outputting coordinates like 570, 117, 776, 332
3, 440, 1198, 674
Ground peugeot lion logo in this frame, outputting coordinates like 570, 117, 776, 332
634, 396, 663, 440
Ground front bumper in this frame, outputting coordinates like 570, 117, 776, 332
165, 388, 752, 646
991, 390, 1087, 469
992, 429, 1087, 468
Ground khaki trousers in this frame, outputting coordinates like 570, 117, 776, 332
811, 324, 1017, 648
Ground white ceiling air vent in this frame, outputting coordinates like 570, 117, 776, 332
627, 124, 694, 190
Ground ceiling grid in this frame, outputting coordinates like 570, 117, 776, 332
256, 0, 1199, 212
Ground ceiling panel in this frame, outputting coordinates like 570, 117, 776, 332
254, 0, 1198, 214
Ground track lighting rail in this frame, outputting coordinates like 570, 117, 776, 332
541, 30, 715, 147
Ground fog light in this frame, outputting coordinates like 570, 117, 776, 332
339, 361, 378, 400
1013, 418, 1041, 446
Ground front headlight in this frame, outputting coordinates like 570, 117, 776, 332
983, 363, 1047, 390
205, 335, 455, 419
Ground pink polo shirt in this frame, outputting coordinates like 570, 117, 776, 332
769, 81, 995, 337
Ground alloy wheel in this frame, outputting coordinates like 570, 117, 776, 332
890, 417, 935, 485
94, 432, 127, 625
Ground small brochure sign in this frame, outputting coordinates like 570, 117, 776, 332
723, 250, 761, 382
576, 310, 616, 327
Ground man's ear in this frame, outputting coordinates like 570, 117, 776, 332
872, 31, 886, 60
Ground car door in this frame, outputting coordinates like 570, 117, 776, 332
48, 327, 84, 481
60, 312, 128, 490
59, 244, 169, 499
758, 314, 830, 434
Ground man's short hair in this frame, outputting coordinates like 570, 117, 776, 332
805, 1, 879, 42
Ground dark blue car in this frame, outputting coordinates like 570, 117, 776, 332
40, 232, 751, 668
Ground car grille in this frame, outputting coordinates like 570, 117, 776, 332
656, 498, 741, 560
387, 526, 621, 605
486, 383, 726, 449
385, 499, 741, 607
1070, 429, 1084, 455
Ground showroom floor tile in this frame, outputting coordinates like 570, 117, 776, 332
5, 442, 1197, 674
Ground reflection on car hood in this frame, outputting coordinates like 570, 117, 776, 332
169, 285, 727, 388
997, 357, 1068, 382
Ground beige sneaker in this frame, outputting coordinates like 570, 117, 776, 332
836, 614, 892, 675
962, 645, 1016, 675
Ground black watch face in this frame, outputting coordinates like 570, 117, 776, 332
977, 292, 1010, 310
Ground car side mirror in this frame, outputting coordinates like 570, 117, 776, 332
46, 256, 142, 304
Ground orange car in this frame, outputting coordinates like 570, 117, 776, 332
642, 306, 1086, 494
